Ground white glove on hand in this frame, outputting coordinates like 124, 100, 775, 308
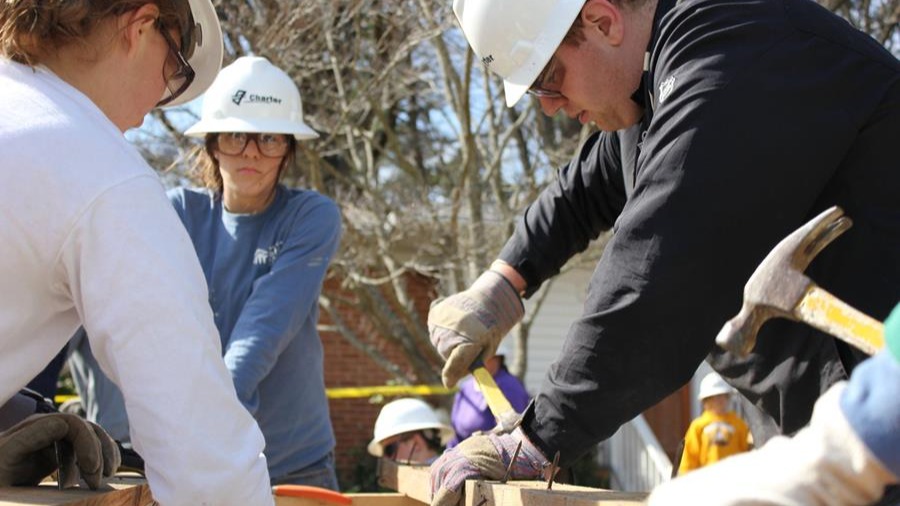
0, 413, 121, 489
430, 427, 547, 506
428, 270, 524, 388
648, 383, 897, 506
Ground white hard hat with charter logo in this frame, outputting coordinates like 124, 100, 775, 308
367, 398, 454, 457
452, 0, 585, 107
185, 56, 318, 139
160, 0, 224, 108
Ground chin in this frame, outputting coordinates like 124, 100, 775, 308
595, 107, 644, 132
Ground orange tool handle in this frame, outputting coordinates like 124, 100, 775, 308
272, 485, 352, 505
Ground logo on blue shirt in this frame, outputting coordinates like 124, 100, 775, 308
253, 241, 283, 266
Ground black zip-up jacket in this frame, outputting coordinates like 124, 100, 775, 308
501, 0, 900, 466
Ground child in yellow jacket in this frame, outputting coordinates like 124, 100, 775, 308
678, 372, 751, 475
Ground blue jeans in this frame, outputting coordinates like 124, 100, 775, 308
270, 452, 339, 491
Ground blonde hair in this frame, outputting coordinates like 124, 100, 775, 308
193, 134, 298, 194
0, 0, 189, 65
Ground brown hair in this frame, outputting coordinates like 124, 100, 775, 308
0, 0, 190, 66
562, 13, 586, 46
194, 134, 298, 194
562, 0, 651, 47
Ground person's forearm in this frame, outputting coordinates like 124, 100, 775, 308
490, 260, 527, 295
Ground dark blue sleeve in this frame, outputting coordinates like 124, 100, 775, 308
498, 130, 628, 297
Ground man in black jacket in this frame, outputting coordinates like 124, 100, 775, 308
428, 0, 900, 503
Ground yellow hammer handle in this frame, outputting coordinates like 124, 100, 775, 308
796, 285, 884, 355
471, 366, 515, 419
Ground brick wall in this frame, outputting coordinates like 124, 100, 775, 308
319, 272, 450, 489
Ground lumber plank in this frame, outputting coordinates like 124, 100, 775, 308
465, 480, 648, 506
376, 458, 431, 504
275, 492, 425, 506
0, 478, 152, 506
379, 458, 647, 506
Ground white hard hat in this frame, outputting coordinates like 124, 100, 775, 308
453, 0, 585, 107
161, 0, 224, 108
367, 398, 454, 457
184, 56, 319, 139
698, 372, 734, 401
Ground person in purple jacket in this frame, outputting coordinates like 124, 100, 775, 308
447, 339, 530, 449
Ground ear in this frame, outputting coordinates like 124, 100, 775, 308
119, 3, 161, 56
581, 0, 626, 46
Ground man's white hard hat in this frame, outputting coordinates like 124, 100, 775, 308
367, 398, 454, 457
452, 0, 586, 107
185, 56, 319, 139
698, 372, 734, 401
161, 0, 224, 107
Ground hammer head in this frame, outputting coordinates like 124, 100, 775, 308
716, 206, 852, 356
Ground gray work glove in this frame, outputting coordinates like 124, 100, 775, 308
428, 270, 524, 388
0, 413, 121, 489
429, 428, 547, 506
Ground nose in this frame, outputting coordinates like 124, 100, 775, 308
538, 95, 565, 117
241, 137, 262, 158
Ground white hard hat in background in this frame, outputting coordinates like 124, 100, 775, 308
452, 0, 585, 107
161, 0, 224, 108
367, 398, 454, 457
185, 56, 319, 139
698, 372, 734, 401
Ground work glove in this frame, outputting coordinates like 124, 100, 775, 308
0, 413, 121, 489
428, 270, 524, 388
430, 427, 547, 506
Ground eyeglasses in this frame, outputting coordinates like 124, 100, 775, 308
383, 434, 415, 460
215, 132, 292, 158
383, 441, 401, 459
527, 56, 563, 99
155, 21, 195, 106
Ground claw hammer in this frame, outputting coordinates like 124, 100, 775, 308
717, 206, 884, 357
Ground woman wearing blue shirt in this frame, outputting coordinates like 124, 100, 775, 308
69, 56, 342, 489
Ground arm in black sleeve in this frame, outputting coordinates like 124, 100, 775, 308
521, 0, 900, 465
499, 129, 629, 297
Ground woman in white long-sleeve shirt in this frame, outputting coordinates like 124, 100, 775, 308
71, 55, 343, 489
0, 2, 274, 505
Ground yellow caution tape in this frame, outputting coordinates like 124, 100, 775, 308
54, 384, 455, 405
325, 384, 456, 399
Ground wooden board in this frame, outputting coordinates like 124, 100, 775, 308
377, 457, 647, 506
376, 458, 431, 504
465, 480, 648, 506
275, 492, 424, 506
0, 477, 152, 506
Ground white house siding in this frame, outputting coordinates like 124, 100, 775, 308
521, 266, 593, 394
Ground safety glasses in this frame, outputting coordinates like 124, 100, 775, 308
383, 434, 415, 460
155, 21, 195, 107
527, 55, 563, 99
215, 132, 292, 158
